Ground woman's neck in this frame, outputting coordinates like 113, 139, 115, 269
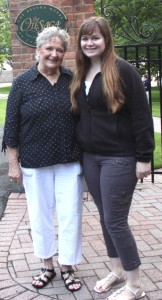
37, 64, 60, 85
86, 59, 101, 82
37, 64, 60, 76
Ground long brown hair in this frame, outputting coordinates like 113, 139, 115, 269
70, 16, 125, 113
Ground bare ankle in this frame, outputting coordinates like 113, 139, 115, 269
127, 281, 141, 290
44, 258, 54, 270
112, 268, 124, 277
61, 265, 73, 272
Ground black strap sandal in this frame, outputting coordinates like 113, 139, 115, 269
32, 268, 56, 289
61, 270, 82, 292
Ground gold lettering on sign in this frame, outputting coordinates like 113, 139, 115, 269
20, 17, 62, 34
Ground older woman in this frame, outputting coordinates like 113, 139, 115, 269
3, 27, 83, 292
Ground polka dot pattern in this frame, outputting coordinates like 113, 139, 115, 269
4, 65, 81, 168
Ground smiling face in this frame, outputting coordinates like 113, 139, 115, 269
37, 37, 65, 74
80, 28, 106, 60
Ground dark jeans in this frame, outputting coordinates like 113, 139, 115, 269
83, 152, 141, 271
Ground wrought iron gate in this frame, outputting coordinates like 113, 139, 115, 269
99, 1, 162, 182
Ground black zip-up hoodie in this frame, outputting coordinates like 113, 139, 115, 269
75, 58, 154, 162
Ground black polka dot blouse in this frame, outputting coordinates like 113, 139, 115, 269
3, 65, 81, 168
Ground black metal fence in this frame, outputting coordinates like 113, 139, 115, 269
98, 2, 162, 182
116, 44, 162, 182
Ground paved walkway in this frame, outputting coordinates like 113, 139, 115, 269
0, 175, 162, 300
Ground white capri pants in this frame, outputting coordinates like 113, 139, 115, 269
21, 162, 83, 265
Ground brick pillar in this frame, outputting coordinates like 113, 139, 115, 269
9, 0, 95, 77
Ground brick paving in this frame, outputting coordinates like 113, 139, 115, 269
0, 175, 162, 300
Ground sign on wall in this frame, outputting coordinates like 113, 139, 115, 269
15, 4, 67, 47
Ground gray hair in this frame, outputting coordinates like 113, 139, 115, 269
36, 26, 70, 51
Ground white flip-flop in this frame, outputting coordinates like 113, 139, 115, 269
94, 272, 126, 294
106, 284, 146, 299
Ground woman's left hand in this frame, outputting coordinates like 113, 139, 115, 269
136, 161, 151, 179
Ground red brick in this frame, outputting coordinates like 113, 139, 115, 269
65, 13, 74, 21
74, 0, 83, 4
74, 13, 84, 21
62, 6, 73, 14
9, 2, 20, 10
84, 0, 94, 3
12, 47, 22, 54
74, 4, 94, 13
62, 0, 73, 5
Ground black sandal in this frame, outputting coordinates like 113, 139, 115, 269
61, 270, 82, 292
32, 268, 56, 289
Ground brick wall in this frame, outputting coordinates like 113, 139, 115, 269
9, 0, 95, 77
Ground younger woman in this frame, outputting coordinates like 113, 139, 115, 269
71, 16, 154, 300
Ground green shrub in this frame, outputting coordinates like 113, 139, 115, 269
0, 98, 7, 125
154, 132, 162, 169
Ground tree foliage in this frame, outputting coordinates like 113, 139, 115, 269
0, 0, 11, 69
95, 0, 162, 44
95, 0, 162, 76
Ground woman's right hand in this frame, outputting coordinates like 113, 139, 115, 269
7, 146, 22, 184
8, 162, 22, 184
